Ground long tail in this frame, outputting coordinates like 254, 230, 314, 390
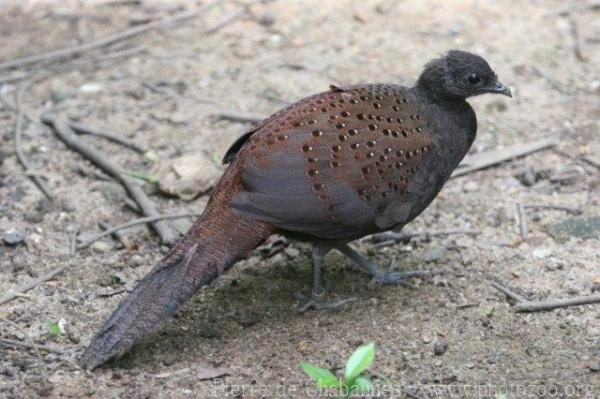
80, 172, 274, 369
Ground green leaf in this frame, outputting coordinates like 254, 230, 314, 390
350, 376, 373, 394
45, 321, 63, 337
344, 343, 375, 380
121, 170, 158, 184
300, 363, 339, 388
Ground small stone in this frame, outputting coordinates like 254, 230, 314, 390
549, 167, 582, 185
129, 255, 143, 267
422, 334, 432, 344
2, 229, 25, 246
434, 359, 443, 367
284, 247, 300, 258
433, 341, 448, 356
546, 216, 600, 242
91, 241, 112, 253
463, 180, 479, 192
155, 153, 222, 200
424, 247, 447, 263
545, 257, 565, 271
297, 340, 309, 353
514, 166, 538, 186
61, 199, 76, 212
236, 311, 263, 327
256, 13, 276, 26
532, 247, 552, 259
80, 82, 104, 94
587, 360, 600, 372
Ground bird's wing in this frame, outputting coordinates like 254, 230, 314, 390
230, 84, 437, 240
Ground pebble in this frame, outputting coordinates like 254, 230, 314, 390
532, 247, 552, 259
433, 341, 448, 356
2, 229, 25, 245
424, 247, 447, 263
91, 241, 112, 253
61, 199, 76, 213
284, 247, 300, 258
129, 254, 144, 268
463, 180, 479, 192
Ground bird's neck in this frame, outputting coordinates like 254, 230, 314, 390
411, 84, 467, 112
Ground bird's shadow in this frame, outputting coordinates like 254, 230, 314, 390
103, 248, 421, 369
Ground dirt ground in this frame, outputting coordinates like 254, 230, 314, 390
1, 0, 599, 398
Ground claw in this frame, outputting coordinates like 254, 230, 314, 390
298, 296, 358, 313
371, 270, 434, 287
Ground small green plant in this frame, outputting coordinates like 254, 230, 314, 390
45, 320, 63, 338
300, 342, 375, 398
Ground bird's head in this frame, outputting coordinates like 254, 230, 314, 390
417, 50, 511, 101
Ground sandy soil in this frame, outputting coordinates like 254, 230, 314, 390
1, 0, 599, 398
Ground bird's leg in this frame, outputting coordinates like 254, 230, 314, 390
334, 243, 434, 286
310, 244, 328, 300
297, 244, 357, 312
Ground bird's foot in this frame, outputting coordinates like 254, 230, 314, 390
295, 288, 357, 313
369, 258, 435, 287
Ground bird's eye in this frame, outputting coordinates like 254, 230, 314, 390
467, 73, 483, 85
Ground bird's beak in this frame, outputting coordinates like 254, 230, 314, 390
489, 80, 512, 97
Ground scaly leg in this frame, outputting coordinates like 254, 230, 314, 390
334, 243, 434, 285
297, 244, 356, 312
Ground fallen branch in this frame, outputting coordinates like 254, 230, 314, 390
68, 119, 148, 154
0, 266, 66, 306
516, 203, 528, 241
491, 281, 600, 312
12, 79, 53, 199
42, 112, 177, 245
0, 4, 217, 71
203, 7, 246, 35
2, 95, 147, 154
77, 212, 201, 249
581, 156, 600, 170
531, 66, 569, 94
524, 204, 582, 215
367, 229, 479, 246
569, 18, 587, 62
0, 337, 65, 355
84, 45, 146, 63
452, 138, 557, 178
0, 70, 29, 85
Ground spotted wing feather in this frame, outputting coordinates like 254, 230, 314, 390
231, 84, 437, 240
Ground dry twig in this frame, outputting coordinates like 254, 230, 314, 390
367, 229, 479, 246
452, 139, 557, 178
213, 111, 263, 124
42, 112, 177, 245
491, 281, 600, 312
0, 266, 66, 306
77, 212, 202, 249
68, 119, 148, 154
0, 337, 65, 355
516, 203, 528, 241
569, 18, 587, 62
0, 5, 217, 71
12, 79, 53, 199
0, 318, 49, 382
524, 204, 582, 215
531, 66, 569, 94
